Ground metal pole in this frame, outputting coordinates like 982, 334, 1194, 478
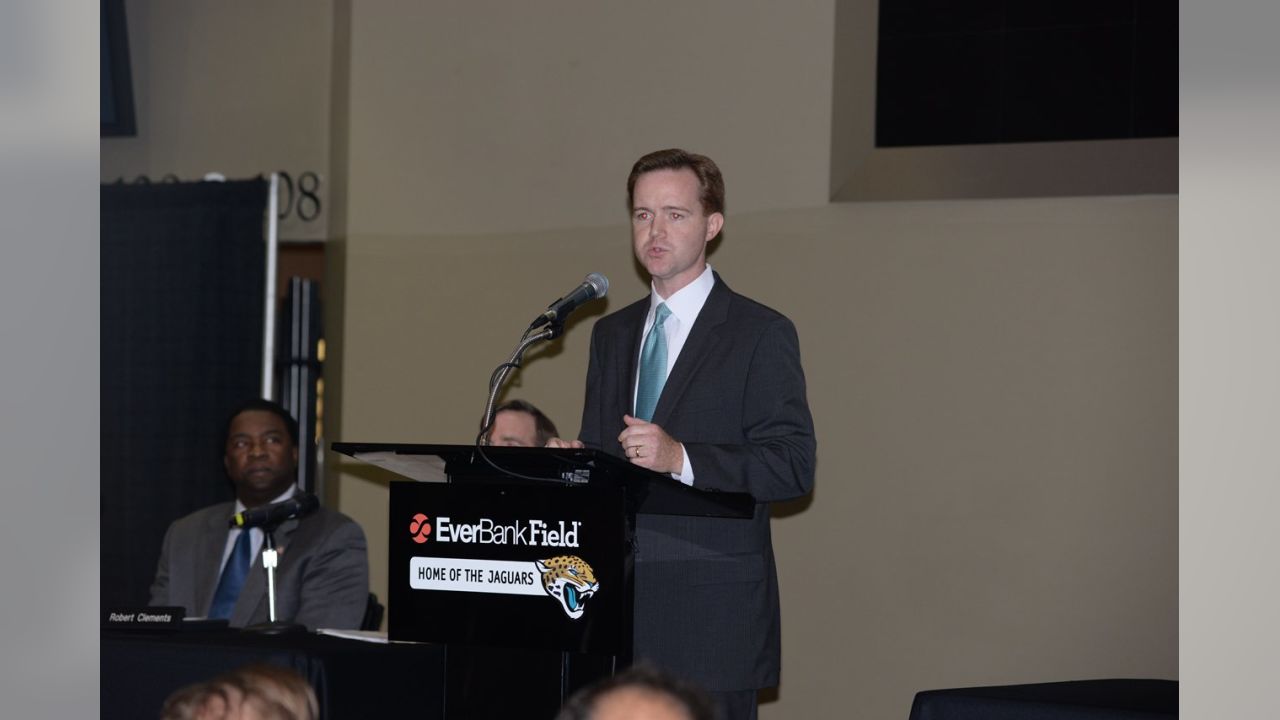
262, 530, 280, 623
262, 173, 279, 399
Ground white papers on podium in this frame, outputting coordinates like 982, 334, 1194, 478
315, 628, 388, 643
351, 451, 448, 483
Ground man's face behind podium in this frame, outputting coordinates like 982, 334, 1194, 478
224, 409, 299, 507
489, 409, 541, 447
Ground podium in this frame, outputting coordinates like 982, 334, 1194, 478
333, 442, 752, 718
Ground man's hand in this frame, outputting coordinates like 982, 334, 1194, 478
618, 415, 683, 475
545, 437, 585, 449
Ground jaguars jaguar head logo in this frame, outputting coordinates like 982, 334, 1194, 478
535, 555, 599, 620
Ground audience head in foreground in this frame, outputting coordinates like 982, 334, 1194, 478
555, 664, 717, 720
160, 663, 319, 720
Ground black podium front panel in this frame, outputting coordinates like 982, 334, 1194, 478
389, 480, 631, 657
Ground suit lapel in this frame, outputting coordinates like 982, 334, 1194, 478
617, 300, 647, 419
652, 276, 731, 426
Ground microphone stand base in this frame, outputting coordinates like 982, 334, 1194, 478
243, 621, 308, 635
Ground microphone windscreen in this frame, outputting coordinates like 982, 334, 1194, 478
586, 272, 609, 299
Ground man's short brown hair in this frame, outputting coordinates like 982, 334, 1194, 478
488, 399, 560, 446
627, 148, 725, 217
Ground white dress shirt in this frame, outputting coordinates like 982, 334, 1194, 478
634, 264, 716, 485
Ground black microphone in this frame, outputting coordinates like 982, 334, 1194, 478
229, 493, 319, 529
530, 272, 609, 328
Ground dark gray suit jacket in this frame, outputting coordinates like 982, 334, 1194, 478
579, 273, 816, 692
149, 500, 370, 629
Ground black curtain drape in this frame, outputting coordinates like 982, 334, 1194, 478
101, 179, 267, 609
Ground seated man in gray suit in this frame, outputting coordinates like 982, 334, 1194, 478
149, 398, 369, 629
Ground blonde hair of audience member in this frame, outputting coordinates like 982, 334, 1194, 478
160, 663, 319, 720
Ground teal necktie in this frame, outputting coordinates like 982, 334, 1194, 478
635, 303, 672, 422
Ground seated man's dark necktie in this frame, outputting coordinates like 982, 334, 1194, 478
208, 529, 252, 619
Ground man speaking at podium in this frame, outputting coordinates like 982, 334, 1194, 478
149, 399, 369, 629
550, 149, 816, 719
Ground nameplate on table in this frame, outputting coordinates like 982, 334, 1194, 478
103, 606, 186, 629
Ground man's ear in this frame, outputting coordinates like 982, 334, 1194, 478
705, 212, 724, 242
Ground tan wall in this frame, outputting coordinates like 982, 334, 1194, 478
100, 0, 335, 240
342, 0, 835, 236
104, 2, 1177, 717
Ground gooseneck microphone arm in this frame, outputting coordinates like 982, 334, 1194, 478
478, 272, 608, 447
479, 324, 559, 445
474, 322, 577, 484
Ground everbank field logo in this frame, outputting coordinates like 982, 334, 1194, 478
407, 512, 599, 618
410, 514, 581, 548
409, 513, 432, 544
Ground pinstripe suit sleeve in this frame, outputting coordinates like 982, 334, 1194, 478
682, 314, 816, 502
